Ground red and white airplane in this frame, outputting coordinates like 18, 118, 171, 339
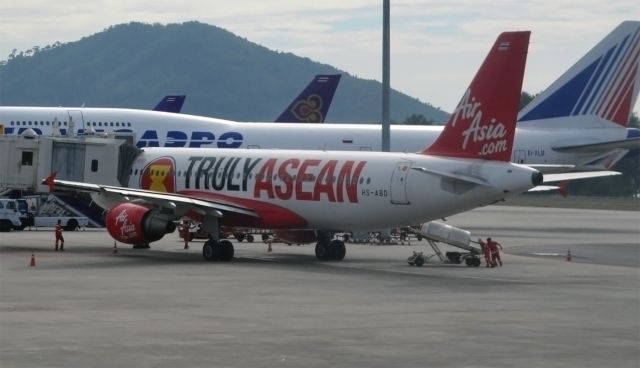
45, 31, 615, 262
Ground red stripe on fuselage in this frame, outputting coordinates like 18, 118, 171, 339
178, 190, 308, 229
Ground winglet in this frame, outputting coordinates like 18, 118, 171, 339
422, 31, 530, 161
42, 172, 57, 192
275, 74, 341, 123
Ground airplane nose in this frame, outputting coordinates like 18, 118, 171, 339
531, 171, 544, 186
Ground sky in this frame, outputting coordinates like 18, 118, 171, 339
0, 0, 638, 113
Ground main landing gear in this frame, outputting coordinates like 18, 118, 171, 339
202, 239, 234, 262
315, 239, 346, 261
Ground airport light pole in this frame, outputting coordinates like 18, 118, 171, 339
382, 0, 390, 152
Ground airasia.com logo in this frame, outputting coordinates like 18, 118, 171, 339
451, 89, 508, 156
114, 208, 137, 239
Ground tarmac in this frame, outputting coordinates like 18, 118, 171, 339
0, 205, 638, 368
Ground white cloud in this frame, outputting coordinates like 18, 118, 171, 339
0, 0, 638, 113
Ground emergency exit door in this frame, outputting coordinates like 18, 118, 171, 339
390, 162, 411, 205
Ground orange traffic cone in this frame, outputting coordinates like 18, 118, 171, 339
29, 252, 36, 267
566, 249, 572, 262
112, 242, 118, 254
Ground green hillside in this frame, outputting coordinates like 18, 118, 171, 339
0, 21, 448, 123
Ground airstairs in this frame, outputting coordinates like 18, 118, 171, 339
405, 221, 483, 266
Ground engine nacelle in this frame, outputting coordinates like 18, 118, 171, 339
105, 203, 176, 244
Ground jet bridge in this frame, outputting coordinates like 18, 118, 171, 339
0, 130, 139, 193
406, 221, 483, 266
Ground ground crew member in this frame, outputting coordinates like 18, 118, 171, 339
181, 219, 190, 249
478, 238, 493, 267
487, 237, 503, 266
55, 219, 64, 251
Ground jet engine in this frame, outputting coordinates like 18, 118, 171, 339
105, 203, 176, 244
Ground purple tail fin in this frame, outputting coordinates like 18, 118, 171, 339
275, 74, 341, 123
153, 95, 186, 113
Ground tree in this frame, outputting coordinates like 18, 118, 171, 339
402, 114, 434, 125
520, 91, 536, 109
629, 111, 639, 128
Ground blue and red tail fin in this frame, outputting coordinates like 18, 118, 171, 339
275, 74, 341, 123
423, 31, 530, 161
519, 21, 640, 127
153, 95, 186, 113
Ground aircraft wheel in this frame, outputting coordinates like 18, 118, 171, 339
202, 239, 220, 261
329, 239, 346, 261
315, 241, 330, 260
219, 240, 234, 262
446, 252, 461, 264
64, 219, 79, 231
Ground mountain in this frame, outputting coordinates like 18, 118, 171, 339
0, 21, 448, 123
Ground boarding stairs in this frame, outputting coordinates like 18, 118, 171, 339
405, 222, 482, 265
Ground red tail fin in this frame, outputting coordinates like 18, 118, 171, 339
423, 31, 530, 161
43, 171, 57, 192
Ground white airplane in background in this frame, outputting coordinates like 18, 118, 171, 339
45, 32, 617, 262
1, 22, 638, 174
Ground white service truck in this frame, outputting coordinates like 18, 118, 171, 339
0, 198, 26, 231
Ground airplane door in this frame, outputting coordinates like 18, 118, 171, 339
513, 150, 526, 164
390, 161, 411, 205
67, 110, 85, 135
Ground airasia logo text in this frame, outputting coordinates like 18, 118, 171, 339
451, 89, 508, 156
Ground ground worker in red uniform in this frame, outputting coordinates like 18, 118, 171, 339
486, 237, 503, 266
181, 219, 190, 249
478, 238, 493, 267
55, 219, 64, 251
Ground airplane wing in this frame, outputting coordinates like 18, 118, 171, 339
47, 178, 258, 218
552, 137, 640, 153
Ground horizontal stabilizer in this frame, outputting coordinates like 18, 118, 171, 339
553, 137, 640, 153
527, 186, 561, 192
542, 170, 620, 183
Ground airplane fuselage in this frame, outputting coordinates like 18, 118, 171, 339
115, 147, 539, 231
0, 106, 634, 168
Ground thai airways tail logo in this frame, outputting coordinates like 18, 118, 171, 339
140, 157, 176, 193
290, 94, 324, 123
